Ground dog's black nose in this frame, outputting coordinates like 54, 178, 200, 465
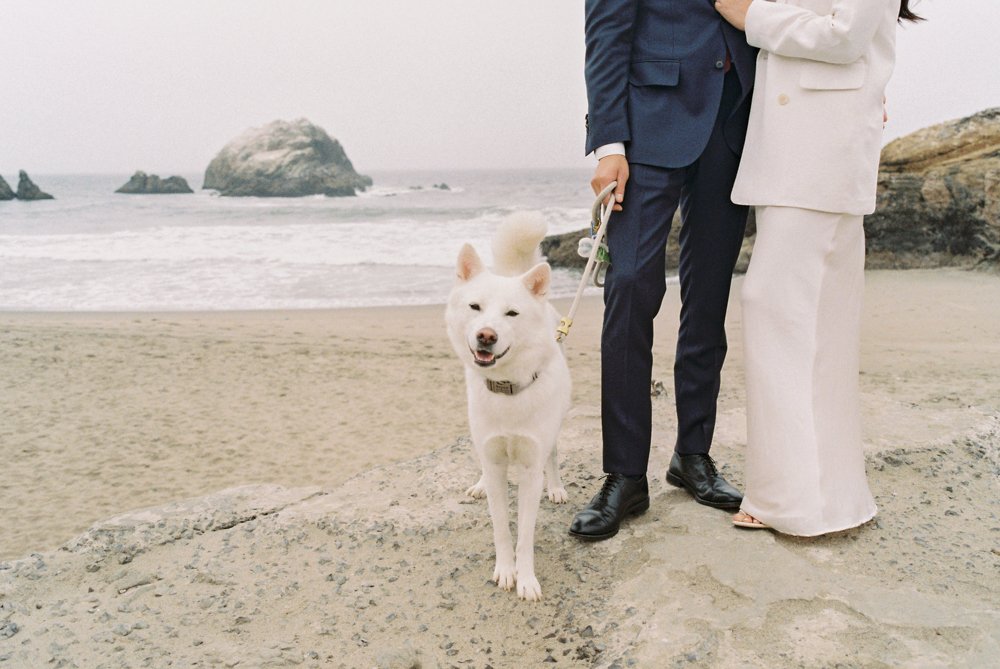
476, 328, 497, 347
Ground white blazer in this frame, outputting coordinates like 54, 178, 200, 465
731, 0, 900, 215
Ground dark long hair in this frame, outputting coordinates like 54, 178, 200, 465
899, 0, 924, 22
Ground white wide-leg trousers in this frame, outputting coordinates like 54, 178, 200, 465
740, 205, 877, 536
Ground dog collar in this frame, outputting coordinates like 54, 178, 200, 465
485, 373, 539, 396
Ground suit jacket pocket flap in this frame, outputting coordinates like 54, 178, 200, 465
798, 60, 867, 90
629, 60, 680, 87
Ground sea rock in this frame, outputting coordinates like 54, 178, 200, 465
0, 175, 14, 200
15, 170, 54, 200
203, 119, 372, 197
116, 171, 193, 194
865, 107, 1000, 268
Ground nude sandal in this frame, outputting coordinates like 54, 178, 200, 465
732, 510, 769, 529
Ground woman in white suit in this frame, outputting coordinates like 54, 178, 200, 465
713, 0, 922, 535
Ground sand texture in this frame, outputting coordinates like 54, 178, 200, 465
1, 269, 999, 667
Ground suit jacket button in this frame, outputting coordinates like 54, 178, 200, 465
715, 60, 725, 69
778, 94, 790, 105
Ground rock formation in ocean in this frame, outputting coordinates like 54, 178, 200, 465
203, 119, 372, 197
115, 171, 194, 194
15, 170, 54, 200
0, 175, 14, 200
866, 107, 1000, 268
543, 107, 1000, 272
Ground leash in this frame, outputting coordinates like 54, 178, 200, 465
556, 181, 617, 342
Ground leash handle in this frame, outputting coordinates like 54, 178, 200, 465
591, 181, 617, 234
556, 181, 617, 342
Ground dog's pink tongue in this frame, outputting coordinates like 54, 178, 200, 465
475, 349, 495, 363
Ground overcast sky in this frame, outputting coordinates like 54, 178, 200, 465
1, 1, 996, 175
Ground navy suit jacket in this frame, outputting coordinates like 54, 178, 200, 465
584, 0, 757, 168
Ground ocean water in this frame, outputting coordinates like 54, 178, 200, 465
0, 169, 602, 311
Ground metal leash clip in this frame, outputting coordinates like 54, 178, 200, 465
556, 181, 617, 342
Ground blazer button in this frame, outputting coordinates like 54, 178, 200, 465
778, 94, 790, 105
715, 60, 724, 69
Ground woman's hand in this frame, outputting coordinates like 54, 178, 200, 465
715, 0, 754, 31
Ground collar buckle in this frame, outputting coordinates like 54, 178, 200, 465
484, 372, 539, 396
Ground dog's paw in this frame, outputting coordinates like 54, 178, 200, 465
516, 573, 542, 601
493, 561, 516, 592
547, 486, 569, 504
465, 477, 487, 499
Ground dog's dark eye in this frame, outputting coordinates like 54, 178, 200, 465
469, 303, 481, 311
505, 310, 519, 317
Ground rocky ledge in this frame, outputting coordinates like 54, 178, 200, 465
1, 408, 997, 667
115, 171, 193, 194
203, 119, 372, 197
544, 108, 1000, 272
866, 107, 1000, 268
0, 175, 13, 200
542, 210, 756, 274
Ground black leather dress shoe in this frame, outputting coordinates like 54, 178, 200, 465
569, 473, 650, 541
666, 453, 742, 510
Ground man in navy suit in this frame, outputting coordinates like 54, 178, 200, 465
570, 0, 756, 540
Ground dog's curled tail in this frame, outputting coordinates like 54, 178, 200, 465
492, 212, 548, 277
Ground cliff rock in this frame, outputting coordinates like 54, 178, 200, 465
116, 171, 193, 194
544, 108, 1000, 273
865, 107, 1000, 268
203, 119, 372, 197
15, 170, 54, 200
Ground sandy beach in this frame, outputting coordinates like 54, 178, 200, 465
1, 268, 999, 667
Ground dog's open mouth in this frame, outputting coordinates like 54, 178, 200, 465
471, 346, 509, 367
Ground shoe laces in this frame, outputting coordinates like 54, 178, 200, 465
596, 473, 625, 502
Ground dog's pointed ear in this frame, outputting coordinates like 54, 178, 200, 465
456, 244, 484, 282
522, 262, 551, 298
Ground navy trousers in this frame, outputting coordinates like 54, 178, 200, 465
601, 70, 748, 476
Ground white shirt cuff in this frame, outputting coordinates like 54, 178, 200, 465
593, 143, 626, 160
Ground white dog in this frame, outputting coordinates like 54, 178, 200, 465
445, 213, 571, 601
